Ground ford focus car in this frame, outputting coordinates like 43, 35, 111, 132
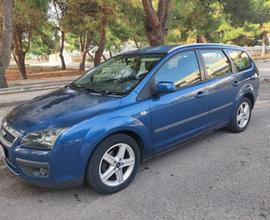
0, 44, 260, 194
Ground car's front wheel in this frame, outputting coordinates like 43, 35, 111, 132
228, 97, 252, 132
86, 134, 140, 194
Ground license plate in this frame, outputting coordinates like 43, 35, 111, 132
0, 144, 5, 159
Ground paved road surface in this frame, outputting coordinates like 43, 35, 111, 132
0, 64, 270, 219
256, 60, 270, 80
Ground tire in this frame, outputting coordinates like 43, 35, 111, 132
86, 133, 140, 194
227, 97, 252, 132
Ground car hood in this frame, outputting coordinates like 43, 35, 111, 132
5, 86, 122, 134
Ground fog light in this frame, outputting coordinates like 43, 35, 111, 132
39, 168, 48, 177
16, 158, 49, 177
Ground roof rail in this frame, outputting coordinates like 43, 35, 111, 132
168, 43, 234, 53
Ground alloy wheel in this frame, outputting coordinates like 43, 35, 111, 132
99, 143, 135, 187
237, 101, 250, 128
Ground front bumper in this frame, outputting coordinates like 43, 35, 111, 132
1, 138, 86, 189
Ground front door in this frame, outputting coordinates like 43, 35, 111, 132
149, 51, 210, 152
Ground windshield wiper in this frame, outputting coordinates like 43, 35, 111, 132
70, 84, 122, 96
70, 84, 100, 94
95, 89, 123, 96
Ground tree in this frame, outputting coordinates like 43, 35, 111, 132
114, 0, 146, 49
250, 0, 270, 56
62, 0, 96, 70
28, 23, 58, 61
168, 0, 222, 43
221, 0, 270, 56
142, 0, 171, 46
12, 0, 48, 79
0, 0, 13, 88
49, 0, 68, 69
63, 0, 115, 70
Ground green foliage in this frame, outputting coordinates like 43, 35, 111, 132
65, 33, 80, 51
9, 0, 270, 61
218, 20, 261, 45
219, 0, 270, 45
13, 0, 49, 52
115, 0, 146, 47
29, 24, 59, 57
222, 0, 253, 26
13, 0, 48, 30
168, 0, 223, 43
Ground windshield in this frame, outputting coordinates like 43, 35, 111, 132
72, 54, 164, 96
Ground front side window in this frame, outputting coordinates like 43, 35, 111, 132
201, 50, 232, 79
155, 51, 201, 88
225, 49, 251, 72
72, 54, 164, 95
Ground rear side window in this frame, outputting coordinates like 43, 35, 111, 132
225, 49, 252, 72
201, 50, 232, 79
155, 51, 201, 88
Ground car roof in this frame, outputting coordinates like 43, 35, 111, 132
121, 43, 244, 55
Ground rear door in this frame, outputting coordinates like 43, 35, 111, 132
149, 50, 211, 152
225, 49, 256, 88
199, 49, 238, 126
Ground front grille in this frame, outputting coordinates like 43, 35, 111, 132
1, 126, 15, 143
0, 124, 19, 147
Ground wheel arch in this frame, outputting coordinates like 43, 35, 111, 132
91, 129, 146, 162
113, 130, 145, 161
243, 92, 255, 109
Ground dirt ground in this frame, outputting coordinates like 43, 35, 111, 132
6, 67, 83, 81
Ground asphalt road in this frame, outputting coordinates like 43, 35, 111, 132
0, 66, 270, 219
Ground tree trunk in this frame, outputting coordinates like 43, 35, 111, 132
144, 17, 164, 46
87, 51, 94, 62
12, 26, 28, 79
0, 70, 8, 88
196, 35, 208, 43
261, 31, 268, 58
16, 52, 26, 79
79, 51, 87, 71
0, 0, 13, 88
79, 31, 90, 71
59, 30, 66, 70
142, 0, 171, 46
109, 50, 112, 58
94, 17, 107, 67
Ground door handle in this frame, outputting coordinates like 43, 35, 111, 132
233, 81, 240, 87
196, 91, 206, 98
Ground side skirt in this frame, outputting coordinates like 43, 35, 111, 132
142, 121, 229, 162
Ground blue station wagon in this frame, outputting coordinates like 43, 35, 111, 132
0, 44, 260, 194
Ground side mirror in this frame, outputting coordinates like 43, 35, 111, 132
155, 81, 176, 94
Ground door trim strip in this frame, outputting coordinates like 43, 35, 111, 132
155, 102, 233, 133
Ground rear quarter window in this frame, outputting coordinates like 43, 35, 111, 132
225, 49, 252, 72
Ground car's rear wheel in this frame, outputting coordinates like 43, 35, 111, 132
86, 134, 140, 194
228, 97, 252, 132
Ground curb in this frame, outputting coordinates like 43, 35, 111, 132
0, 82, 70, 95
0, 100, 26, 108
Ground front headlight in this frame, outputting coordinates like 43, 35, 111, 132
21, 128, 66, 150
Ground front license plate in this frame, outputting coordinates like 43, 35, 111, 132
0, 144, 5, 159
